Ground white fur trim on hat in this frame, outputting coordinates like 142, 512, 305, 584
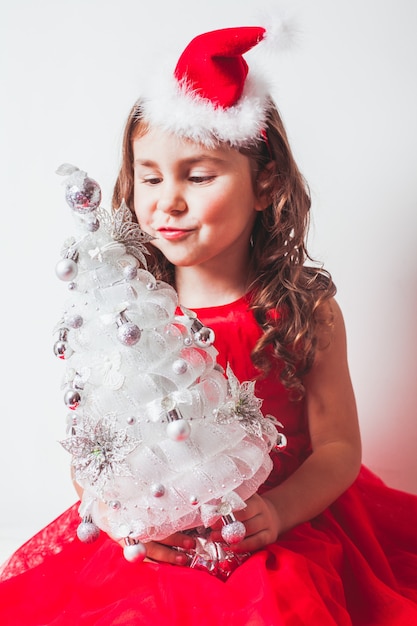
138, 71, 271, 149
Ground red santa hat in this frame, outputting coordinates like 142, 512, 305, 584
139, 26, 273, 148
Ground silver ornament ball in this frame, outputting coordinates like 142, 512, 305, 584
221, 520, 246, 544
77, 520, 100, 543
53, 339, 73, 360
86, 218, 100, 232
194, 326, 215, 348
150, 483, 166, 498
123, 540, 146, 563
65, 314, 83, 329
117, 322, 141, 346
166, 418, 191, 441
172, 358, 188, 375
65, 177, 101, 213
64, 388, 81, 410
275, 433, 288, 449
55, 258, 78, 282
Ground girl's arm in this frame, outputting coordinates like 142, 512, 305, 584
215, 297, 362, 553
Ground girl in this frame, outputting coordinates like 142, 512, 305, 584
0, 25, 416, 626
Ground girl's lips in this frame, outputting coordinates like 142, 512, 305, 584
157, 228, 193, 241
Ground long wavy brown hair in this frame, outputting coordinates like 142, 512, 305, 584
112, 99, 336, 398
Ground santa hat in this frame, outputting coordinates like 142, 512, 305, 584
139, 26, 273, 148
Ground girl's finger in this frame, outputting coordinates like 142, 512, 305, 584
157, 532, 196, 551
144, 541, 190, 566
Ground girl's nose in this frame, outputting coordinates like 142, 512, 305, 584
157, 186, 187, 214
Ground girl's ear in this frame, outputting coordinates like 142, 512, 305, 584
254, 161, 276, 212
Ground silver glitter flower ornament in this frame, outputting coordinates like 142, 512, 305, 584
215, 365, 264, 437
110, 201, 155, 268
60, 415, 140, 491
215, 365, 282, 444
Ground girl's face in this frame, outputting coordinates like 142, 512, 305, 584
132, 126, 265, 273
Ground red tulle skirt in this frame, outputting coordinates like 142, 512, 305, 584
0, 466, 416, 625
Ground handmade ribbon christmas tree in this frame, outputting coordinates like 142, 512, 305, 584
53, 164, 283, 572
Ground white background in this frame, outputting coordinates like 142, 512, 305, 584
1, 0, 416, 564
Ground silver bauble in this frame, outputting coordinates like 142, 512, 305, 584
123, 540, 146, 562
55, 258, 78, 282
172, 358, 188, 375
166, 418, 191, 441
65, 314, 83, 329
65, 177, 101, 213
64, 388, 81, 410
150, 483, 166, 498
221, 520, 246, 544
53, 339, 73, 360
117, 322, 141, 346
194, 326, 215, 348
77, 520, 100, 543
86, 218, 100, 232
275, 433, 288, 449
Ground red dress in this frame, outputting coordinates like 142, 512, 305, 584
1, 296, 416, 625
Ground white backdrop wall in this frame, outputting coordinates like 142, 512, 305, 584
1, 0, 416, 564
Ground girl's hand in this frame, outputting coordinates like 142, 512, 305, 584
142, 533, 196, 565
210, 493, 281, 553
107, 528, 196, 565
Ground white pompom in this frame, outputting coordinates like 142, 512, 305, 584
256, 7, 300, 52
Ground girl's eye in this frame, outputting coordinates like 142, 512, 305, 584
189, 175, 215, 184
143, 177, 162, 185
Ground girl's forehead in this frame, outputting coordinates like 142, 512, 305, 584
132, 125, 238, 161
